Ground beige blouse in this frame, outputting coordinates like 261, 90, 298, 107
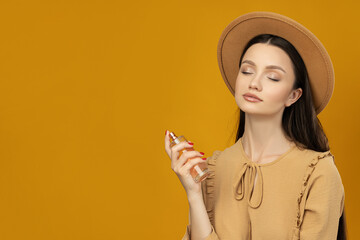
182, 137, 345, 240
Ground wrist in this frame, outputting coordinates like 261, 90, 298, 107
187, 191, 203, 204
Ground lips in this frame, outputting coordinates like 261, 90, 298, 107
243, 93, 263, 102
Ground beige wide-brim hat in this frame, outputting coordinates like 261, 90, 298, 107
217, 11, 334, 114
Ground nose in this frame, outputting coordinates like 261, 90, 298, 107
248, 73, 262, 91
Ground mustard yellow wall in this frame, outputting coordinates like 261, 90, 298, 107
0, 0, 358, 239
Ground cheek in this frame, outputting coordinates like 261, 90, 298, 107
264, 85, 292, 103
234, 77, 252, 108
235, 76, 247, 94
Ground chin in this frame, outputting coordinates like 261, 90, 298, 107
241, 106, 285, 117
237, 101, 280, 116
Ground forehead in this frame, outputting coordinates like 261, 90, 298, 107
242, 43, 293, 69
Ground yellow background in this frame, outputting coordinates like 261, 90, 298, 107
0, 0, 358, 239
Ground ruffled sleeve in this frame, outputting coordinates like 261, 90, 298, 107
181, 150, 222, 240
292, 151, 345, 240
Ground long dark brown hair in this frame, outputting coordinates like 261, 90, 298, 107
235, 34, 347, 239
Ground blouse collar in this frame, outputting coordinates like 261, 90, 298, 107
233, 138, 297, 208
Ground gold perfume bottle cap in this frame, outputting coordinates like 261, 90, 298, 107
169, 131, 177, 140
169, 131, 181, 144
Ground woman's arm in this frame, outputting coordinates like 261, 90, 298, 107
164, 131, 219, 240
295, 154, 344, 239
188, 192, 213, 240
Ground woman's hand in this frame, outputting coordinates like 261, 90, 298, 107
164, 130, 205, 196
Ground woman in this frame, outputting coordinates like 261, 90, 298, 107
164, 12, 346, 239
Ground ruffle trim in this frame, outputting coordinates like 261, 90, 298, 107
203, 150, 222, 225
292, 151, 333, 240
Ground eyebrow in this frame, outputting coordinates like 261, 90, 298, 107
241, 60, 287, 73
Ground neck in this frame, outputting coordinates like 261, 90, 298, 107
241, 111, 294, 163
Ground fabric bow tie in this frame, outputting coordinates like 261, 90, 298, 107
233, 161, 263, 208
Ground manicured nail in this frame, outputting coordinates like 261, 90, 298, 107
202, 157, 207, 160
188, 142, 194, 145
200, 152, 204, 155
165, 130, 167, 135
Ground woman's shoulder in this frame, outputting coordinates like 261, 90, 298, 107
206, 150, 223, 165
206, 138, 244, 160
204, 140, 240, 164
295, 147, 343, 189
295, 147, 336, 170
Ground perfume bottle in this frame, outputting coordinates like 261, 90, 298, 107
169, 131, 210, 183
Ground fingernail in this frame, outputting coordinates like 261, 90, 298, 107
200, 152, 204, 155
165, 130, 167, 135
202, 157, 207, 160
188, 142, 194, 145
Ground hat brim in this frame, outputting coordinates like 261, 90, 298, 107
217, 11, 334, 114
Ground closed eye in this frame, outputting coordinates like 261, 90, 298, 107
268, 77, 280, 82
241, 71, 252, 75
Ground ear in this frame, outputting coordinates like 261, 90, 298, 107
285, 88, 302, 107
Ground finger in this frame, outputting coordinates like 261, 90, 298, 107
172, 150, 204, 173
170, 140, 194, 160
179, 157, 207, 175
164, 130, 171, 155
176, 150, 204, 167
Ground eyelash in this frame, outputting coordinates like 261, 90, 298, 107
241, 71, 280, 82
